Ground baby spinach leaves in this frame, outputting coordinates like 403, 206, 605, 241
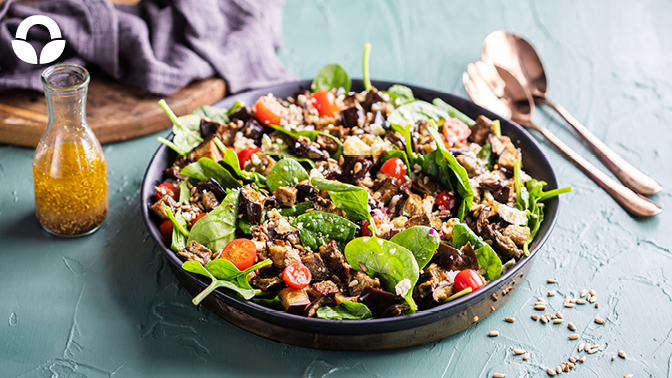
192, 104, 230, 124
213, 137, 267, 186
266, 157, 309, 193
183, 258, 272, 305
452, 223, 502, 280
157, 99, 203, 155
311, 63, 351, 93
310, 177, 377, 235
293, 211, 357, 252
363, 43, 372, 91
427, 126, 473, 220
389, 226, 440, 271
344, 237, 419, 310
163, 208, 189, 252
316, 301, 373, 320
387, 100, 450, 126
384, 84, 415, 108
188, 189, 240, 251
180, 157, 242, 189
432, 98, 475, 127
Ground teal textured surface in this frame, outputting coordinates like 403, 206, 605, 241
1, 0, 671, 376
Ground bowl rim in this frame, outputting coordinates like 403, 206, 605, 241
141, 79, 561, 335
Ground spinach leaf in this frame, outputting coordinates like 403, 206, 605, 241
389, 226, 440, 271
421, 149, 454, 191
183, 258, 271, 304
344, 237, 419, 310
157, 99, 203, 155
427, 126, 474, 220
432, 98, 475, 127
226, 99, 245, 116
514, 160, 529, 212
213, 137, 267, 186
192, 104, 229, 124
384, 84, 415, 108
293, 211, 357, 252
180, 157, 242, 188
522, 179, 572, 255
316, 301, 373, 320
164, 208, 189, 252
188, 189, 240, 251
237, 218, 254, 235
266, 157, 309, 193
363, 43, 372, 91
387, 100, 449, 126
268, 124, 343, 159
477, 143, 494, 171
178, 180, 191, 204
279, 202, 314, 217
311, 63, 351, 92
310, 178, 371, 221
390, 122, 415, 164
263, 148, 317, 169
452, 223, 502, 280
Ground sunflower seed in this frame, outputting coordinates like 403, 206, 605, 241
491, 306, 496, 312
580, 289, 588, 297
531, 315, 539, 321
569, 357, 576, 363
564, 364, 570, 372
595, 303, 600, 308
554, 319, 564, 324
585, 343, 591, 352
534, 305, 547, 311
568, 334, 579, 340
493, 374, 506, 378
547, 368, 557, 376
505, 317, 515, 323
568, 322, 576, 331
547, 279, 557, 283
548, 290, 556, 296
589, 296, 597, 303
473, 316, 479, 322
514, 348, 526, 355
567, 362, 574, 368
579, 356, 586, 362
624, 374, 634, 378
523, 353, 530, 360
594, 316, 606, 324
586, 294, 592, 301
618, 350, 627, 359
578, 342, 585, 351
576, 299, 587, 305
564, 303, 575, 308
589, 289, 596, 296
556, 311, 563, 319
489, 331, 499, 337
556, 366, 562, 374
611, 355, 616, 361
540, 315, 549, 324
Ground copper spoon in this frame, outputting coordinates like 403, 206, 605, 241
463, 62, 662, 217
481, 31, 663, 196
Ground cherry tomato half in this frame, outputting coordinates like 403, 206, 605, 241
155, 183, 179, 202
237, 147, 260, 170
159, 219, 173, 241
443, 118, 471, 146
255, 95, 286, 125
220, 238, 257, 271
310, 90, 339, 117
361, 220, 373, 237
282, 262, 312, 289
436, 190, 457, 211
380, 157, 407, 181
190, 213, 207, 229
454, 269, 486, 292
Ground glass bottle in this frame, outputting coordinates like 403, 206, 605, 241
33, 64, 108, 236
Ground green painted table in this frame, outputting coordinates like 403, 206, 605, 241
2, 1, 671, 376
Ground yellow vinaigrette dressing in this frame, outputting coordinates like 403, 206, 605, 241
33, 142, 108, 235
34, 64, 108, 236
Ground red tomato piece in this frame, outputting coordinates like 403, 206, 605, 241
190, 213, 206, 229
159, 219, 173, 241
237, 147, 260, 170
443, 118, 471, 145
454, 269, 486, 292
219, 238, 257, 271
282, 262, 312, 289
436, 190, 457, 211
255, 95, 286, 125
155, 182, 179, 202
380, 157, 407, 181
310, 90, 339, 117
361, 220, 373, 237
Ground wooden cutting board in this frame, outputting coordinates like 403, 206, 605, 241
0, 74, 226, 148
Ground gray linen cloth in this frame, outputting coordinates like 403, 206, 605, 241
0, 0, 296, 94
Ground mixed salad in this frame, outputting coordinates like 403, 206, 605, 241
149, 45, 571, 319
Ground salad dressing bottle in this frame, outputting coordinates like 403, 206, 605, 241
33, 64, 108, 236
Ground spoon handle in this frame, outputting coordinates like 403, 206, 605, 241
525, 122, 662, 217
538, 97, 662, 196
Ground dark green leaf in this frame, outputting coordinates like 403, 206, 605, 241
213, 137, 267, 186
293, 211, 357, 252
192, 104, 229, 124
237, 218, 254, 235
279, 202, 314, 217
164, 209, 189, 252
344, 237, 419, 310
188, 189, 240, 251
387, 100, 449, 126
390, 226, 440, 271
311, 63, 351, 92
180, 157, 242, 188
316, 301, 373, 320
266, 157, 309, 193
310, 178, 371, 221
384, 84, 415, 108
432, 98, 475, 127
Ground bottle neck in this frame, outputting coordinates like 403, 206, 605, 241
44, 87, 88, 129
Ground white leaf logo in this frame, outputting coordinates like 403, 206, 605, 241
12, 15, 66, 65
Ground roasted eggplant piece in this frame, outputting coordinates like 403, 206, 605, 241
200, 178, 227, 202
289, 136, 329, 160
359, 287, 403, 317
296, 183, 317, 202
301, 253, 330, 281
339, 157, 373, 185
229, 106, 253, 124
341, 106, 365, 128
240, 185, 267, 224
278, 287, 311, 314
433, 242, 462, 271
251, 275, 284, 291
319, 240, 348, 274
188, 135, 223, 163
275, 186, 298, 207
200, 117, 222, 139
241, 119, 266, 145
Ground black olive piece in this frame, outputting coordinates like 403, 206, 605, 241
229, 106, 253, 124
359, 287, 403, 317
341, 106, 365, 128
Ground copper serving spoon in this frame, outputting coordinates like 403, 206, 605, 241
463, 62, 662, 217
481, 31, 662, 196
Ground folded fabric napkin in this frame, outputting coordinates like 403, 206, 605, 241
0, 0, 296, 94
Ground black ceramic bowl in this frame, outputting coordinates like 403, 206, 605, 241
141, 79, 560, 351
